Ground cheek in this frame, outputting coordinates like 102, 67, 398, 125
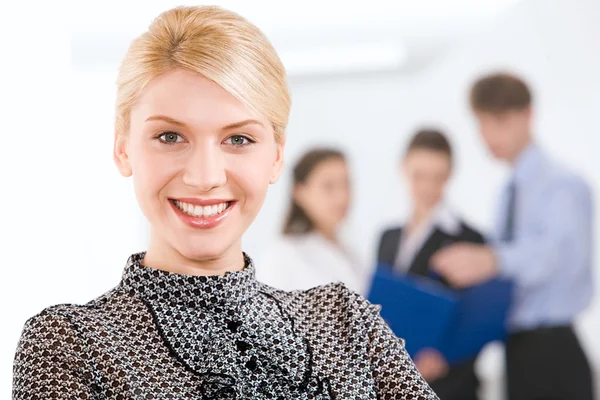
412, 180, 427, 196
339, 190, 351, 208
481, 124, 499, 142
310, 194, 331, 217
298, 188, 326, 215
131, 148, 179, 205
430, 185, 444, 200
226, 153, 272, 203
482, 130, 497, 146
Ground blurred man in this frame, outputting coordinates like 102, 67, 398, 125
432, 72, 594, 400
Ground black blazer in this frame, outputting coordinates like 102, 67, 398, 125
377, 221, 485, 281
376, 220, 486, 397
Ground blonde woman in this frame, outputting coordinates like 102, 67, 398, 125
13, 6, 438, 399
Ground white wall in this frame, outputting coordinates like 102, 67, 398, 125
2, 0, 598, 398
398, 0, 600, 396
260, 2, 600, 396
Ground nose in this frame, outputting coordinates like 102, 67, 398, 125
182, 141, 227, 192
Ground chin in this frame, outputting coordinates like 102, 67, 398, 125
174, 241, 230, 263
490, 149, 505, 160
417, 199, 437, 210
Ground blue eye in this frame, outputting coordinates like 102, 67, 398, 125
158, 132, 184, 144
226, 135, 254, 146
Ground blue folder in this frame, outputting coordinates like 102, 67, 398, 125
368, 267, 459, 357
367, 264, 513, 364
441, 277, 513, 364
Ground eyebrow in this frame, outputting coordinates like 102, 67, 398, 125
145, 115, 187, 126
145, 115, 264, 130
222, 119, 265, 130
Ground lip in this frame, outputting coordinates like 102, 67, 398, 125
170, 199, 236, 229
171, 197, 234, 206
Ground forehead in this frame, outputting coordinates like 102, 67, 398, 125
308, 158, 347, 179
476, 111, 519, 124
130, 68, 267, 130
405, 149, 450, 169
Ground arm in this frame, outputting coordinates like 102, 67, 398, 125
351, 297, 439, 399
13, 310, 96, 399
493, 184, 591, 288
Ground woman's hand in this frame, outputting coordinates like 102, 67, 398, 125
414, 348, 449, 382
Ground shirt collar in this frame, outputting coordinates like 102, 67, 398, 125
512, 142, 543, 184
433, 204, 462, 235
120, 252, 258, 308
405, 203, 461, 236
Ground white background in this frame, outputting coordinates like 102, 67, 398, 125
1, 0, 599, 398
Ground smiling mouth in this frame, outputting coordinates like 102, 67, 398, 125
171, 200, 233, 218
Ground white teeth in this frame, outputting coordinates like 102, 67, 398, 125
174, 200, 229, 218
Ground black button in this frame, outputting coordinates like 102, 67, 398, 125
235, 340, 251, 354
245, 357, 258, 371
226, 320, 242, 333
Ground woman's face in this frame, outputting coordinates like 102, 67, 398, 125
294, 157, 350, 233
403, 149, 451, 211
114, 68, 284, 263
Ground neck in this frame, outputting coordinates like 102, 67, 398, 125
315, 226, 338, 243
508, 135, 533, 164
143, 233, 245, 276
410, 205, 436, 228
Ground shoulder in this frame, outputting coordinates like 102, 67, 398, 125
18, 287, 125, 339
378, 227, 403, 242
16, 304, 89, 364
380, 226, 403, 236
458, 220, 486, 243
553, 170, 591, 196
259, 281, 378, 325
20, 304, 81, 337
12, 293, 127, 393
540, 163, 593, 208
538, 152, 590, 192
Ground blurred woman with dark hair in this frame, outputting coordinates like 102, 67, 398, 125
258, 148, 364, 293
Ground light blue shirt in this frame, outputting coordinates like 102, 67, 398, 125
492, 143, 594, 331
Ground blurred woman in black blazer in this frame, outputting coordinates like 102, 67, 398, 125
377, 129, 485, 400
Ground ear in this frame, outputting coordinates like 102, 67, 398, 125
269, 138, 286, 184
113, 130, 132, 177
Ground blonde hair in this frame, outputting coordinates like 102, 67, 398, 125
115, 6, 291, 141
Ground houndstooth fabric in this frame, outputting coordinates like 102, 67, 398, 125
13, 252, 438, 399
